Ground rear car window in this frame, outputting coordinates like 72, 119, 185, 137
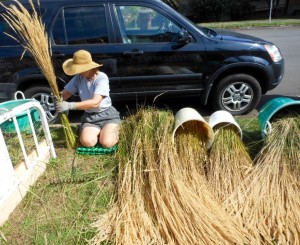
0, 14, 19, 46
0, 8, 45, 47
52, 5, 108, 45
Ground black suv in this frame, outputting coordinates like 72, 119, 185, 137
0, 0, 284, 122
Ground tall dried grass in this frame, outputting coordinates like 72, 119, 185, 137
91, 108, 252, 244
207, 124, 253, 202
0, 0, 76, 148
175, 121, 207, 178
172, 120, 254, 243
280, 113, 300, 178
225, 115, 300, 244
90, 109, 169, 244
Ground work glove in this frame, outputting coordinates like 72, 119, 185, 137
51, 94, 58, 104
55, 101, 76, 113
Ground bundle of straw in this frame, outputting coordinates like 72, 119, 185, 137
280, 113, 300, 178
1, 0, 76, 148
225, 115, 300, 244
175, 121, 208, 178
172, 120, 255, 243
91, 108, 252, 244
91, 109, 168, 244
207, 124, 252, 202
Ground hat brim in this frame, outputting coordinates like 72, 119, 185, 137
63, 59, 103, 76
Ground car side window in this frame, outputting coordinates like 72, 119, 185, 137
52, 5, 108, 45
115, 5, 182, 44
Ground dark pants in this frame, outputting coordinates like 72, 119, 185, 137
80, 106, 121, 130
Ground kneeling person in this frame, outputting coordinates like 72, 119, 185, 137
56, 50, 121, 148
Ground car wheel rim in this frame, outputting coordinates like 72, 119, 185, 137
221, 82, 253, 112
31, 92, 57, 122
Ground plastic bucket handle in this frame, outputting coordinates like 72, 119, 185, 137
14, 91, 26, 100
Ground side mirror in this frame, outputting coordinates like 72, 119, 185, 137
177, 30, 192, 45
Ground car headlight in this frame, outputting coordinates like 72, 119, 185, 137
264, 44, 283, 62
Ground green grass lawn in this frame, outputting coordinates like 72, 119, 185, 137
0, 116, 263, 244
200, 18, 300, 29
0, 125, 117, 244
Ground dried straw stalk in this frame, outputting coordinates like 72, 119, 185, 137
281, 113, 300, 178
175, 121, 208, 177
91, 108, 252, 244
225, 116, 300, 244
173, 121, 255, 243
207, 124, 253, 202
91, 109, 166, 244
1, 0, 76, 148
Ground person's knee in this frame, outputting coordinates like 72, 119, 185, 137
99, 124, 119, 148
80, 127, 100, 147
80, 137, 98, 147
99, 138, 117, 148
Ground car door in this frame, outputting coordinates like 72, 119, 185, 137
110, 3, 206, 99
49, 3, 122, 93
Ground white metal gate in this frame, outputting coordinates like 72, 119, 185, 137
0, 98, 56, 225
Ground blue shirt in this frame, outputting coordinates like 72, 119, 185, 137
64, 71, 112, 113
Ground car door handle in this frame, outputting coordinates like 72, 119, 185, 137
123, 50, 144, 56
52, 52, 65, 58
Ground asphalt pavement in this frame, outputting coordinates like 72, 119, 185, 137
237, 26, 300, 116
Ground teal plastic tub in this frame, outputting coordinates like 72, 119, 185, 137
0, 99, 40, 133
258, 97, 300, 138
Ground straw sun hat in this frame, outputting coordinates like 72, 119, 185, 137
62, 50, 103, 76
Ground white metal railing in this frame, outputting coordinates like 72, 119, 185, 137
0, 97, 56, 225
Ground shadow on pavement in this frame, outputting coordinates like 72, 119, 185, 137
68, 97, 211, 123
114, 97, 212, 119
68, 94, 300, 123
258, 94, 300, 110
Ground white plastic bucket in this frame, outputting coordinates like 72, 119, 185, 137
172, 107, 214, 149
208, 110, 242, 138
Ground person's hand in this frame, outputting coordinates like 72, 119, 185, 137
51, 94, 58, 104
55, 101, 76, 113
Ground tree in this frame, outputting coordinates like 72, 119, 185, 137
191, 0, 232, 22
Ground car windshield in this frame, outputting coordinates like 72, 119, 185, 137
199, 27, 217, 37
173, 11, 217, 38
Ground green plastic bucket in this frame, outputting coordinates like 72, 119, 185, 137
258, 97, 300, 138
0, 99, 40, 133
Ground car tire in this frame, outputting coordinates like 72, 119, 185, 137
23, 85, 59, 123
211, 74, 261, 115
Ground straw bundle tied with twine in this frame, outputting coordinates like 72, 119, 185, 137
225, 114, 300, 244
90, 108, 253, 245
207, 123, 253, 203
0, 0, 76, 148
